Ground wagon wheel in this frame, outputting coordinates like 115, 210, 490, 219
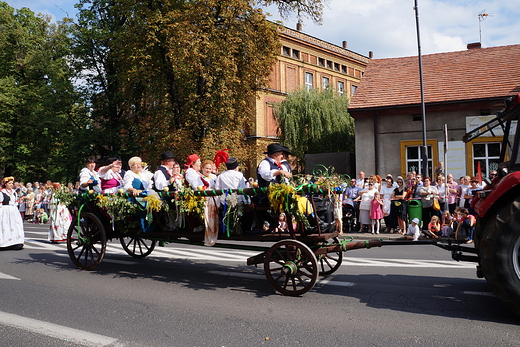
317, 237, 343, 276
120, 235, 156, 258
67, 212, 106, 270
264, 240, 318, 296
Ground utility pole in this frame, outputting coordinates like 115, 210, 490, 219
414, 0, 428, 177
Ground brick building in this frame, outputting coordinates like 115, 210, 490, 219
349, 43, 520, 179
247, 24, 369, 173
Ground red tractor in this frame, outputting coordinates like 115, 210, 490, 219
462, 94, 520, 315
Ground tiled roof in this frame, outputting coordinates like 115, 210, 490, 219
349, 44, 520, 110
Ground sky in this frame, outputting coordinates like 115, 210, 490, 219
7, 0, 520, 59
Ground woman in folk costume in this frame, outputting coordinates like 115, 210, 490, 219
78, 156, 101, 193
0, 177, 24, 250
184, 153, 220, 246
123, 156, 155, 232
98, 157, 124, 193
48, 183, 72, 243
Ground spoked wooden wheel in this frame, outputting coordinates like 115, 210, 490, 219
120, 235, 156, 258
67, 212, 106, 270
264, 240, 318, 296
316, 237, 343, 276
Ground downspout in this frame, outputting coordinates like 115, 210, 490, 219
374, 110, 380, 174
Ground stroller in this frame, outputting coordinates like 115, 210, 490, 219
341, 198, 357, 233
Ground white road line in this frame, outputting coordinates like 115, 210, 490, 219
463, 291, 496, 297
54, 253, 138, 265
23, 237, 475, 267
0, 310, 119, 346
0, 272, 20, 280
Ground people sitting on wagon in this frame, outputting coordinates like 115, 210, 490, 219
123, 156, 153, 196
184, 154, 209, 191
79, 156, 101, 193
98, 157, 124, 193
215, 158, 248, 205
255, 143, 293, 233
153, 151, 179, 192
201, 160, 217, 189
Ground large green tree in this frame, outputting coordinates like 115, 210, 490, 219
274, 87, 354, 168
0, 2, 91, 182
72, 0, 326, 166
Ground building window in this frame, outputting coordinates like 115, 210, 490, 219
318, 58, 325, 67
337, 81, 344, 96
326, 60, 332, 69
321, 76, 329, 89
472, 142, 501, 177
334, 63, 340, 71
292, 49, 300, 59
406, 145, 433, 176
400, 140, 438, 177
305, 72, 313, 91
341, 65, 347, 74
282, 46, 290, 56
351, 85, 357, 96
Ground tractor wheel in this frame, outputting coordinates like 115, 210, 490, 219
479, 196, 520, 315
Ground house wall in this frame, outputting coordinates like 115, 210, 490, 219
354, 101, 505, 178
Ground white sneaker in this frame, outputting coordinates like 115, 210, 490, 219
376, 231, 379, 234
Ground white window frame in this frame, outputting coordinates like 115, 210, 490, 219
305, 72, 313, 91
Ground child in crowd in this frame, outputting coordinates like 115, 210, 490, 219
456, 208, 476, 243
441, 211, 454, 237
405, 218, 421, 241
424, 215, 441, 239
369, 191, 384, 234
36, 208, 49, 224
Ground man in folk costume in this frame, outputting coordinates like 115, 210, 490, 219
254, 143, 293, 233
257, 143, 292, 188
153, 151, 179, 192
153, 151, 179, 231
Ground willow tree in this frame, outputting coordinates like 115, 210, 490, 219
274, 87, 354, 168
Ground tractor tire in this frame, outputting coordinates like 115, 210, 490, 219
479, 196, 520, 315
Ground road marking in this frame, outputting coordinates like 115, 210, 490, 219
463, 291, 496, 297
317, 278, 356, 287
0, 310, 119, 346
0, 272, 20, 280
23, 236, 475, 267
54, 253, 138, 265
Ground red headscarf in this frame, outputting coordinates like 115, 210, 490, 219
185, 154, 200, 169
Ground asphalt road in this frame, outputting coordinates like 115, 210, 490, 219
0, 223, 519, 347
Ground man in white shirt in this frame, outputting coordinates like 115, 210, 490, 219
153, 151, 178, 192
215, 158, 248, 206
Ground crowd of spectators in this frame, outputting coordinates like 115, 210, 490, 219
340, 167, 494, 242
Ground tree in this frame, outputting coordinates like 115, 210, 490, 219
274, 87, 354, 168
72, 0, 326, 167
0, 2, 91, 182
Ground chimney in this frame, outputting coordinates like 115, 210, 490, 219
342, 41, 348, 49
467, 42, 482, 50
296, 22, 302, 32
368, 51, 373, 59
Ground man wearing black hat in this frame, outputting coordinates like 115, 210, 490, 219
257, 143, 292, 187
253, 143, 293, 233
153, 151, 179, 192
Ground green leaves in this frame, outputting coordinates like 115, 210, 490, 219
274, 88, 354, 168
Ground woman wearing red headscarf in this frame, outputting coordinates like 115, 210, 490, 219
184, 154, 209, 190
0, 177, 24, 250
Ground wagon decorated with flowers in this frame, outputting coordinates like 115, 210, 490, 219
56, 171, 381, 296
